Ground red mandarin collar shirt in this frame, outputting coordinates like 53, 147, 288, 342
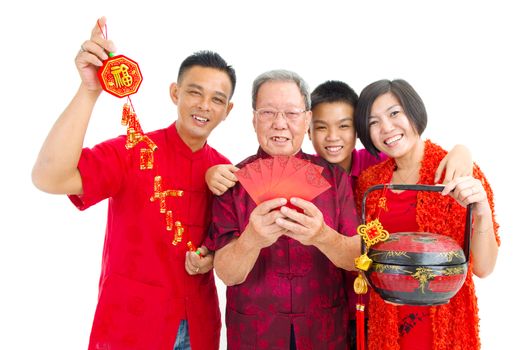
69, 124, 228, 350
205, 148, 359, 350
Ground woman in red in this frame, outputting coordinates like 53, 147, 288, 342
354, 79, 500, 350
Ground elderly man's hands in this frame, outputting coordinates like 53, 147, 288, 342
245, 198, 289, 249
274, 197, 328, 246
246, 197, 331, 249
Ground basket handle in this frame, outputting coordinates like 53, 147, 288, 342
361, 184, 472, 261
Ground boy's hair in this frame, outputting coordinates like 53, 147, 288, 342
310, 80, 358, 110
355, 79, 428, 156
252, 69, 311, 110
177, 50, 237, 99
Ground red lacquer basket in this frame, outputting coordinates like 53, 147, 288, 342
360, 184, 472, 306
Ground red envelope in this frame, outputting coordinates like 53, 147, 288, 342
238, 156, 331, 206
235, 165, 261, 204
270, 161, 331, 203
270, 156, 289, 191
246, 158, 263, 185
259, 158, 273, 194
282, 156, 309, 179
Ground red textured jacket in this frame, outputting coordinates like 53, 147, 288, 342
357, 140, 500, 350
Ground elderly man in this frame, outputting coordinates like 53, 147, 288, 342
205, 70, 361, 349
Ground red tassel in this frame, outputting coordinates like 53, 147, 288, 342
356, 296, 365, 350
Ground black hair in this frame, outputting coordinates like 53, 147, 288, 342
177, 50, 236, 99
310, 80, 359, 111
355, 79, 428, 157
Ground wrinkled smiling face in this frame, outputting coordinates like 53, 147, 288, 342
171, 66, 233, 150
253, 81, 311, 156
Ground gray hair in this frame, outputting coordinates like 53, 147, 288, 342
252, 69, 311, 110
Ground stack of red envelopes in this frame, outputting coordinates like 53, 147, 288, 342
236, 156, 331, 205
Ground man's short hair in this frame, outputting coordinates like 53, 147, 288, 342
252, 69, 311, 110
310, 80, 358, 111
178, 50, 236, 99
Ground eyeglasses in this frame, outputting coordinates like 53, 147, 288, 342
254, 108, 307, 121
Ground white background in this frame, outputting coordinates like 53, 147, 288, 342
1, 0, 526, 348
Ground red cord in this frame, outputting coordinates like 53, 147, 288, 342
97, 19, 108, 39
356, 296, 365, 350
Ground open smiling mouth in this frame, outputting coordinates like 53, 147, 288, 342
192, 114, 209, 123
325, 146, 343, 153
384, 134, 402, 145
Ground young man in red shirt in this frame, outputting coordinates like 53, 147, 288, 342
32, 17, 235, 350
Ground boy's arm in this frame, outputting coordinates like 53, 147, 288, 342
435, 144, 473, 183
205, 164, 239, 195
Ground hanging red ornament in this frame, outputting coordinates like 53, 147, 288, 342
140, 148, 154, 170
356, 301, 365, 350
97, 20, 182, 249
95, 20, 142, 99
353, 274, 368, 350
353, 184, 390, 350
166, 210, 174, 231
357, 218, 390, 247
98, 55, 143, 98
172, 221, 184, 246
